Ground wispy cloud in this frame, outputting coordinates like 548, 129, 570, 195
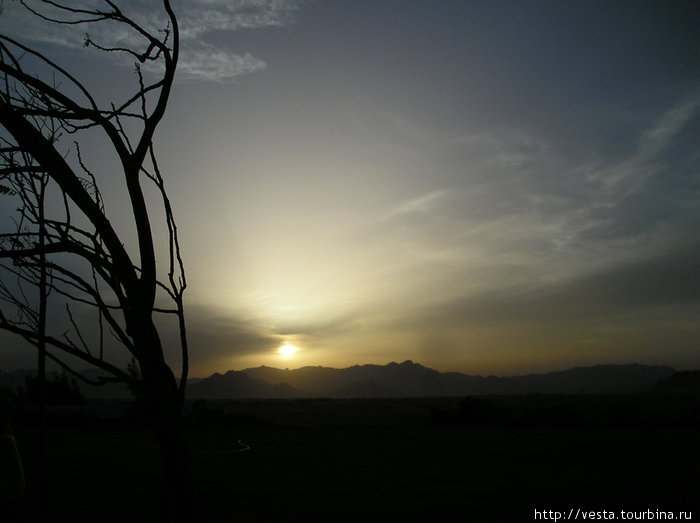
588, 93, 700, 191
177, 44, 266, 81
177, 0, 299, 37
355, 90, 699, 321
380, 190, 446, 221
1, 0, 302, 81
176, 0, 301, 80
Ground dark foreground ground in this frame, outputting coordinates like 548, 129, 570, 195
11, 395, 700, 522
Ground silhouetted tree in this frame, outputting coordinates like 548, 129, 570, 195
0, 1, 192, 520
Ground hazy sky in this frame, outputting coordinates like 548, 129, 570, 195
1, 1, 698, 376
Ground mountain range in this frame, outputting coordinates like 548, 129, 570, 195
1, 361, 686, 399
187, 361, 677, 399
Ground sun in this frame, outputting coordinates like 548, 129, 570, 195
278, 343, 299, 358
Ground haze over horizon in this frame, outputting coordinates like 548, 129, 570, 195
1, 1, 698, 378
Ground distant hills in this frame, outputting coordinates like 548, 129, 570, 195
649, 370, 700, 395
187, 361, 678, 399
2, 361, 689, 399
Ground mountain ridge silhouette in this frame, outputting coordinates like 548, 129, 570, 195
1, 361, 683, 399
188, 360, 676, 399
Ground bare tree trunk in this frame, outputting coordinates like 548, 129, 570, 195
1, 3, 193, 519
37, 175, 48, 523
136, 322, 195, 523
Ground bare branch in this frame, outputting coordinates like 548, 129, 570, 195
18, 0, 113, 25
0, 5, 192, 514
0, 310, 133, 384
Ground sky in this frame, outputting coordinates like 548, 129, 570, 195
1, 0, 699, 377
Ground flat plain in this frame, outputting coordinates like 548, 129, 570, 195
13, 396, 700, 522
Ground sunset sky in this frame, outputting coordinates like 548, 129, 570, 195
1, 1, 698, 377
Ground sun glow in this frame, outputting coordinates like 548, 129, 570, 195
278, 343, 299, 358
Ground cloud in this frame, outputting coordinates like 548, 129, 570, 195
364, 239, 700, 372
588, 93, 700, 192
346, 92, 699, 346
182, 304, 281, 373
177, 44, 266, 81
1, 0, 302, 81
444, 94, 699, 267
380, 190, 446, 221
414, 240, 700, 331
176, 0, 300, 37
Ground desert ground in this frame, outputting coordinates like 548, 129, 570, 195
12, 396, 699, 522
